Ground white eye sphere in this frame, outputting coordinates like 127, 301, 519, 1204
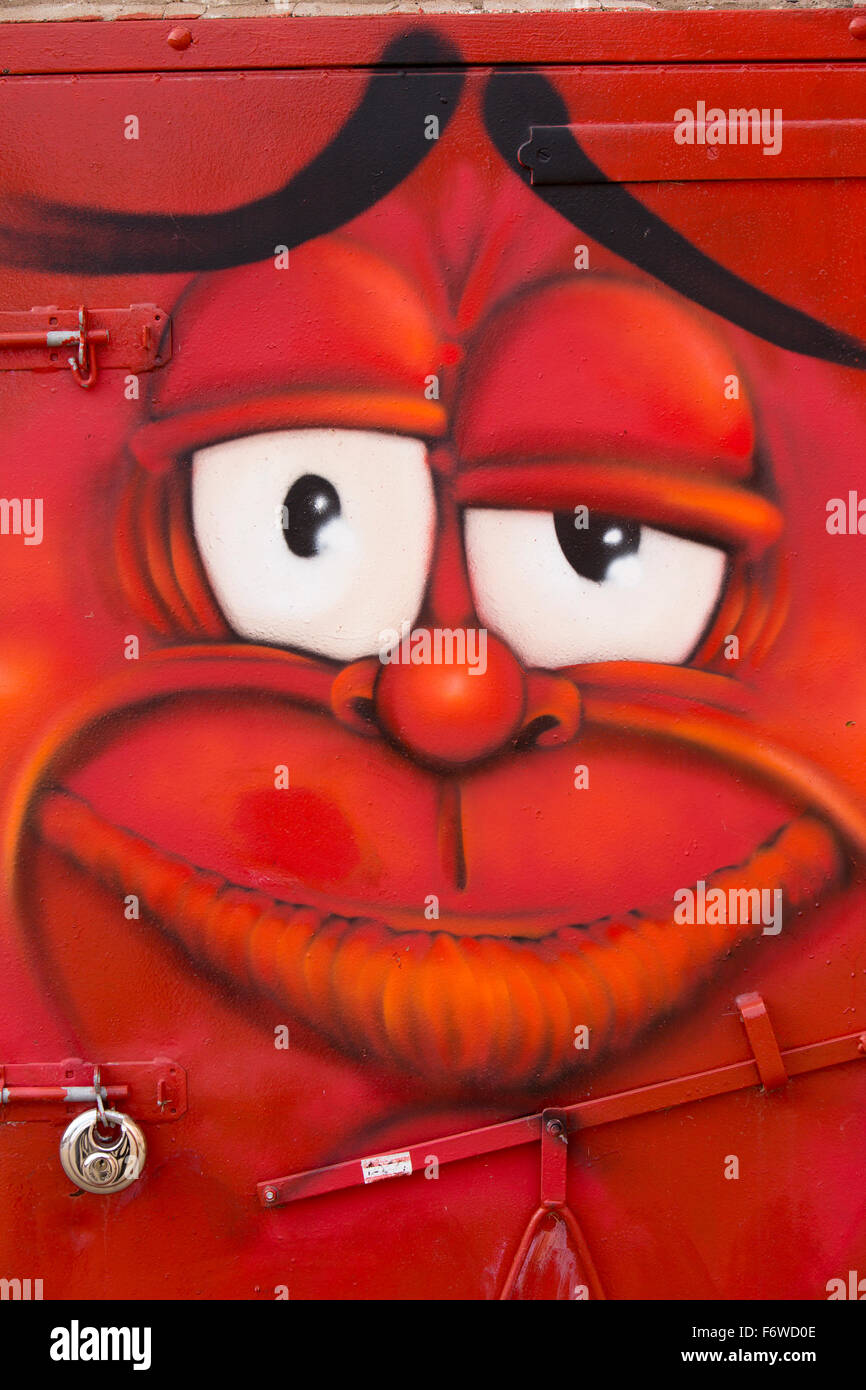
464, 507, 727, 669
191, 429, 435, 662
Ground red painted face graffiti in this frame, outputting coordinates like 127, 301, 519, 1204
2, 30, 866, 1300
7, 220, 862, 1096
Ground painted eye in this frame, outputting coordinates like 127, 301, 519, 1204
464, 507, 727, 668
191, 429, 435, 662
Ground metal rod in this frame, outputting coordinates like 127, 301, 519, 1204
0, 329, 109, 349
0, 1084, 128, 1105
259, 1026, 866, 1208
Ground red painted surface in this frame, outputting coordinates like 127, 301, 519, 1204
2, 12, 866, 72
0, 17, 865, 1301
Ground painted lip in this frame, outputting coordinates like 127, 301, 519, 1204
33, 788, 846, 1093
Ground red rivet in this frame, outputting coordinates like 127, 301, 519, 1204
849, 16, 866, 38
167, 27, 193, 51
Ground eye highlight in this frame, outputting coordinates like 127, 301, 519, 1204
191, 429, 436, 662
464, 506, 728, 670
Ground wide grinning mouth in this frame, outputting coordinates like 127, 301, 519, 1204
33, 788, 847, 1093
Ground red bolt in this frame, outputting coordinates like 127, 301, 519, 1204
167, 27, 193, 51
849, 16, 866, 38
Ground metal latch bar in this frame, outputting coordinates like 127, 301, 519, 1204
1, 1084, 127, 1105
0, 303, 171, 388
0, 1057, 187, 1124
259, 1020, 866, 1208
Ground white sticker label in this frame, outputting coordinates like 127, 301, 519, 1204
361, 1150, 413, 1184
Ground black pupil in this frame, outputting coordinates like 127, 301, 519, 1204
554, 509, 641, 583
283, 474, 341, 557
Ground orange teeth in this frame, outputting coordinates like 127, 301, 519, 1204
34, 789, 846, 1093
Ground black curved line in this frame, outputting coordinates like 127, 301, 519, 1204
484, 70, 866, 371
0, 31, 464, 274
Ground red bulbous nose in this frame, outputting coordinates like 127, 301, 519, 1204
375, 630, 526, 766
330, 635, 582, 768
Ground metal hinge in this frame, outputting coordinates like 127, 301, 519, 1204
518, 120, 866, 186
0, 1057, 187, 1123
0, 304, 171, 389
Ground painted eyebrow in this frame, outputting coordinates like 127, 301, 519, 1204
483, 71, 866, 372
0, 31, 463, 274
455, 461, 783, 556
2, 36, 861, 380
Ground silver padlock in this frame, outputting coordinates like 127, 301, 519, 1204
60, 1107, 147, 1194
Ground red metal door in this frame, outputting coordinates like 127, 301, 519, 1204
1, 14, 865, 1302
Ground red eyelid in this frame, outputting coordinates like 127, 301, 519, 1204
454, 461, 783, 557
130, 393, 447, 473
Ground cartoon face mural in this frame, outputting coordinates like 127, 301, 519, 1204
2, 26, 865, 1300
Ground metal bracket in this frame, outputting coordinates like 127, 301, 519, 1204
736, 991, 788, 1091
540, 1108, 569, 1209
0, 1057, 187, 1123
498, 1107, 606, 1300
0, 304, 171, 388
